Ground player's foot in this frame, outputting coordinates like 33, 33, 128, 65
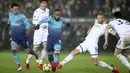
51, 62, 56, 72
18, 65, 22, 72
25, 64, 30, 70
51, 66, 56, 72
37, 64, 43, 70
111, 65, 120, 73
51, 61, 62, 69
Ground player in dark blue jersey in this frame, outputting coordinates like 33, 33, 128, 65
2, 3, 38, 71
36, 9, 70, 72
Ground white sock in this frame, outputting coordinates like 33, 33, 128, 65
26, 54, 33, 64
97, 61, 113, 70
39, 49, 47, 64
60, 53, 74, 65
117, 54, 130, 69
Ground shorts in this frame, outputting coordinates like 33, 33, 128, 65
33, 29, 48, 46
116, 31, 130, 49
47, 38, 61, 54
76, 39, 98, 56
11, 36, 29, 49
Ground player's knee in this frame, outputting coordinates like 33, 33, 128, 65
54, 44, 61, 50
33, 47, 39, 52
71, 49, 80, 55
91, 55, 98, 58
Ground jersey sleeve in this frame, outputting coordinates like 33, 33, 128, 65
7, 13, 11, 24
108, 21, 114, 28
22, 14, 30, 31
38, 16, 50, 25
62, 17, 68, 25
32, 10, 39, 25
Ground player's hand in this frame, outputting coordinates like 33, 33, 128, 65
35, 24, 40, 30
103, 42, 108, 50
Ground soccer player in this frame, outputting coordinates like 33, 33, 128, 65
103, 11, 130, 73
25, 0, 49, 70
53, 13, 120, 73
36, 9, 70, 72
2, 3, 38, 71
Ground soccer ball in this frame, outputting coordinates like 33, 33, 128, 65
43, 63, 52, 72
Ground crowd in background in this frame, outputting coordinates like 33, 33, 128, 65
0, 0, 130, 19
0, 0, 128, 51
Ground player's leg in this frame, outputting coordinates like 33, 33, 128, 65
21, 39, 38, 69
37, 41, 47, 69
51, 44, 62, 69
38, 35, 48, 69
11, 40, 22, 71
46, 40, 56, 72
25, 34, 42, 69
115, 34, 130, 72
25, 46, 39, 70
88, 46, 119, 73
60, 40, 88, 67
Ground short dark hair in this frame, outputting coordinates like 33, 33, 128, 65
98, 12, 104, 16
113, 11, 122, 18
11, 3, 19, 8
54, 9, 60, 12
40, 0, 48, 3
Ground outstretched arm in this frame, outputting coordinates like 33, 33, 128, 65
103, 24, 111, 49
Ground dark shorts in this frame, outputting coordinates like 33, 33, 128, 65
11, 36, 29, 49
47, 38, 61, 54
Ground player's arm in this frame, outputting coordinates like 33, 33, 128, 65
62, 17, 71, 27
2, 19, 11, 40
38, 18, 49, 25
108, 28, 116, 36
22, 15, 30, 31
32, 10, 39, 30
103, 24, 111, 49
35, 17, 50, 30
22, 14, 31, 36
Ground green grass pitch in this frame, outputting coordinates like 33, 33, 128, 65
0, 51, 129, 73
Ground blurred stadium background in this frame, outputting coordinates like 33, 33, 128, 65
0, 0, 130, 52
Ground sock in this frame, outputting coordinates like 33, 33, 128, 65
117, 54, 130, 69
26, 54, 33, 64
60, 53, 74, 65
12, 50, 20, 66
48, 54, 53, 63
54, 53, 59, 62
39, 49, 47, 64
97, 61, 113, 70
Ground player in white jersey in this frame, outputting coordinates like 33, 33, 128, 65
25, 0, 49, 70
104, 11, 130, 73
52, 13, 119, 73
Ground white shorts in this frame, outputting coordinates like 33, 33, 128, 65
76, 39, 98, 57
116, 31, 130, 49
33, 28, 48, 46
